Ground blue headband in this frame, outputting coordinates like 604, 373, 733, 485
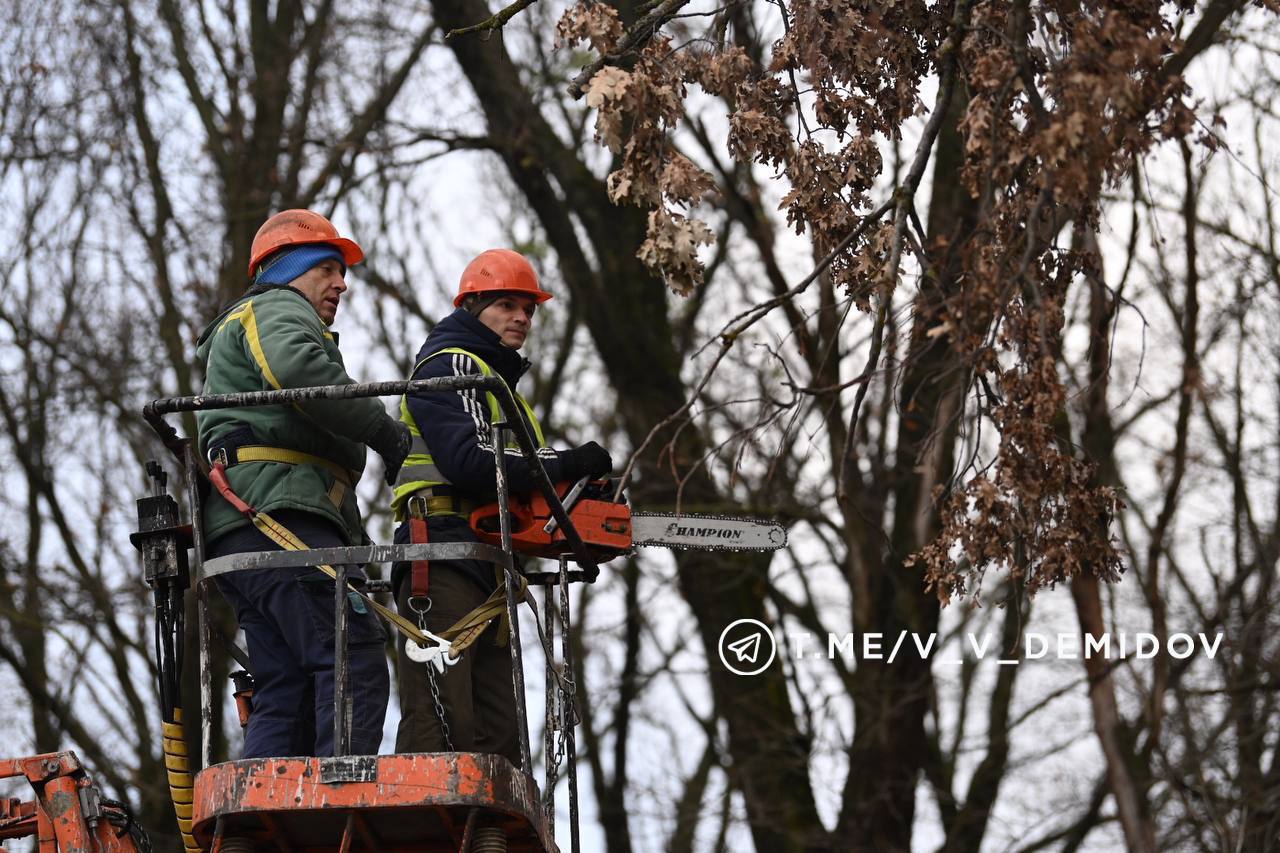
254, 244, 346, 286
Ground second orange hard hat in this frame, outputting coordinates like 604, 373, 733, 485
454, 249, 553, 307
248, 209, 364, 279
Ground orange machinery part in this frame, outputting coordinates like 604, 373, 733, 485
469, 481, 632, 559
0, 797, 38, 845
0, 752, 142, 852
193, 753, 557, 852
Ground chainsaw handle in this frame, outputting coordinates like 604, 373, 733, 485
469, 480, 632, 562
544, 476, 592, 534
470, 491, 537, 536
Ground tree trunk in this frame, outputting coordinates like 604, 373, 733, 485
836, 86, 971, 852
430, 3, 826, 846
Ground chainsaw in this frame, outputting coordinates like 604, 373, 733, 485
469, 477, 787, 561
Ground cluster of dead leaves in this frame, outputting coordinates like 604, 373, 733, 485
914, 0, 1205, 598
561, 4, 722, 294
559, 0, 941, 296
562, 0, 1225, 600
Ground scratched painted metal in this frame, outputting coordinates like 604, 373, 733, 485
0, 753, 143, 852
0, 796, 38, 836
199, 543, 512, 580
145, 376, 602, 582
191, 754, 556, 852
144, 377, 510, 458
44, 785, 89, 853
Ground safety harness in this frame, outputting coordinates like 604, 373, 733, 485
404, 491, 474, 596
391, 346, 544, 630
207, 450, 524, 662
391, 347, 546, 520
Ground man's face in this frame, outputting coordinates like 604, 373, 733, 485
291, 258, 348, 326
478, 293, 537, 349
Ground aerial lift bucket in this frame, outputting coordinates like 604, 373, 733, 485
134, 377, 598, 853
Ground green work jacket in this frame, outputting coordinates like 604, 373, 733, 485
194, 286, 387, 545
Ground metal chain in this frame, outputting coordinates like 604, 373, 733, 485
417, 604, 457, 752
426, 664, 456, 752
557, 662, 579, 763
541, 651, 580, 809
525, 596, 575, 693
543, 664, 568, 807
412, 583, 568, 760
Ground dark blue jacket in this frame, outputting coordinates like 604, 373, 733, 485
392, 309, 567, 593
403, 308, 567, 498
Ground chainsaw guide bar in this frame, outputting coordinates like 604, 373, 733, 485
631, 512, 787, 552
470, 480, 788, 560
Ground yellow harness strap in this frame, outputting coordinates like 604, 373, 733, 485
218, 444, 356, 488
208, 456, 521, 659
249, 509, 525, 658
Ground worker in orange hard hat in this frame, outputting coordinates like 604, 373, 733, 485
389, 249, 612, 761
194, 209, 410, 758
246, 208, 365, 279
450, 247, 553, 309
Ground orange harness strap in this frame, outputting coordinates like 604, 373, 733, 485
409, 515, 431, 599
209, 462, 256, 518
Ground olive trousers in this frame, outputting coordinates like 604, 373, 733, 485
394, 564, 520, 764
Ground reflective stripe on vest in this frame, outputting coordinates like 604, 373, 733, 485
390, 347, 546, 520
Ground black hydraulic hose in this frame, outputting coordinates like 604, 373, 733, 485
153, 579, 197, 851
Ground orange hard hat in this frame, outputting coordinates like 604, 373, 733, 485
454, 249, 552, 307
247, 209, 364, 279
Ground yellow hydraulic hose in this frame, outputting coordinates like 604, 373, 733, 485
162, 709, 200, 852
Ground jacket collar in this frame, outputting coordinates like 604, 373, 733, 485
420, 309, 530, 386
196, 285, 325, 351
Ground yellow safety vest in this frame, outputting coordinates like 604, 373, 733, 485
391, 347, 546, 521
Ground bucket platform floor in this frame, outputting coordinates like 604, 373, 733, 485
193, 753, 556, 852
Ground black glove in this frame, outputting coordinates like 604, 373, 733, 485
368, 416, 412, 487
560, 441, 613, 480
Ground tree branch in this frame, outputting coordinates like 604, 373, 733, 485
446, 0, 539, 40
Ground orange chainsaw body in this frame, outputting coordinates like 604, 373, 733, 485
469, 481, 632, 558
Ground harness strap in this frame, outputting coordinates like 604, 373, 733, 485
210, 443, 356, 488
208, 464, 255, 517
408, 497, 431, 600
209, 462, 523, 658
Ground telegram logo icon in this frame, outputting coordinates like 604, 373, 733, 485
717, 618, 777, 676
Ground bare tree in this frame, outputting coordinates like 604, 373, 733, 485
1, 1, 1277, 851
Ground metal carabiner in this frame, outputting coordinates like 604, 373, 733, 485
406, 595, 433, 619
405, 628, 459, 673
